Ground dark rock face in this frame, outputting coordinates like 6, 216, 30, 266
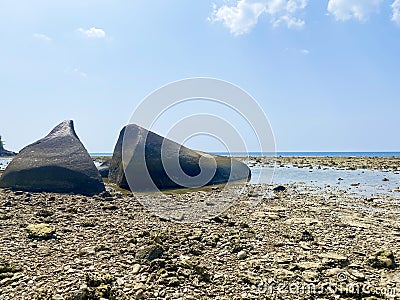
0, 120, 105, 196
108, 124, 251, 191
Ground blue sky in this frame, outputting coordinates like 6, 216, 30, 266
0, 0, 399, 153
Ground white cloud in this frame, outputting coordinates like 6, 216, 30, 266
327, 0, 383, 22
77, 27, 106, 39
209, 0, 308, 35
270, 0, 308, 28
33, 33, 51, 42
301, 49, 310, 55
392, 0, 400, 25
274, 15, 305, 29
73, 68, 88, 78
209, 1, 266, 35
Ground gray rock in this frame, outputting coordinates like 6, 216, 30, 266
273, 185, 286, 192
237, 250, 247, 260
97, 159, 111, 178
26, 223, 56, 240
318, 252, 349, 267
0, 120, 105, 196
302, 270, 319, 283
135, 244, 163, 261
80, 272, 114, 299
108, 124, 251, 191
131, 264, 141, 275
368, 250, 396, 269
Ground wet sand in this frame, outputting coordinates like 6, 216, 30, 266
0, 156, 399, 299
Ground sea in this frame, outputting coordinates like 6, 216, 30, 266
90, 152, 400, 157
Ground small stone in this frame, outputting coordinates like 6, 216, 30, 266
63, 265, 71, 271
302, 270, 319, 283
135, 244, 163, 261
133, 283, 146, 291
299, 230, 314, 242
295, 262, 322, 270
102, 204, 118, 211
273, 185, 286, 192
273, 269, 295, 279
325, 268, 344, 277
266, 213, 280, 220
167, 277, 180, 287
237, 250, 247, 260
26, 223, 55, 239
275, 255, 293, 264
239, 273, 258, 285
132, 264, 141, 275
79, 247, 96, 256
193, 264, 210, 282
86, 272, 113, 287
318, 252, 349, 268
299, 242, 312, 250
348, 270, 366, 282
135, 289, 144, 299
368, 250, 396, 269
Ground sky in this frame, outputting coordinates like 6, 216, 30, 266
0, 0, 399, 153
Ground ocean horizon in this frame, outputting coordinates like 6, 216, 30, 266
90, 151, 400, 157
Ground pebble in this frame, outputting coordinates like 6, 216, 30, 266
132, 264, 141, 275
302, 270, 319, 283
237, 250, 247, 260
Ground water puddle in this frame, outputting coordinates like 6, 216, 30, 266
251, 165, 400, 198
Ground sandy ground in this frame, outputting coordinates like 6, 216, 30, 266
0, 157, 399, 299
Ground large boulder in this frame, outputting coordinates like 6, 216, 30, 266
0, 120, 105, 196
108, 124, 250, 191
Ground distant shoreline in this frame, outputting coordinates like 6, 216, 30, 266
90, 152, 400, 158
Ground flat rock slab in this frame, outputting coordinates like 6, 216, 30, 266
0, 120, 104, 195
108, 124, 251, 191
26, 223, 56, 239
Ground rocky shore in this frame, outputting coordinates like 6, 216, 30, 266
0, 157, 399, 299
246, 156, 400, 172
